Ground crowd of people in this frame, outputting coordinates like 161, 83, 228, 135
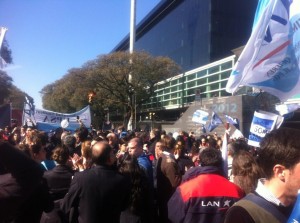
0, 124, 300, 223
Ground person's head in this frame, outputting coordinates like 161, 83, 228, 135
150, 128, 161, 140
257, 127, 300, 206
52, 145, 70, 165
81, 140, 92, 159
12, 132, 21, 143
160, 135, 176, 152
200, 137, 207, 146
61, 130, 70, 142
207, 137, 217, 149
155, 141, 163, 159
228, 139, 249, 157
174, 140, 185, 159
75, 126, 89, 143
63, 135, 76, 148
30, 143, 47, 162
232, 150, 262, 194
106, 132, 118, 146
128, 137, 144, 158
199, 148, 222, 168
92, 141, 116, 166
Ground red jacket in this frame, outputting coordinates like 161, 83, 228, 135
168, 171, 245, 223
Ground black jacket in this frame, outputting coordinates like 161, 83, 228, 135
61, 165, 131, 223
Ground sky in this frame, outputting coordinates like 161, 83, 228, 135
0, 0, 160, 109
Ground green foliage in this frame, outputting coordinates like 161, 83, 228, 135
0, 71, 13, 104
1, 39, 13, 64
41, 51, 181, 125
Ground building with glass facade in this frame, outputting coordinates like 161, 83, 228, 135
114, 0, 258, 72
112, 0, 300, 133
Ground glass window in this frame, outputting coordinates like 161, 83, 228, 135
171, 86, 178, 92
187, 82, 195, 88
221, 70, 231, 79
164, 95, 170, 100
187, 73, 196, 81
221, 61, 233, 70
171, 79, 178, 85
197, 70, 207, 78
208, 74, 219, 83
197, 78, 207, 85
171, 93, 178, 98
208, 66, 220, 74
210, 83, 220, 91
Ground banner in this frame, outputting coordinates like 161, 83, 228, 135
248, 110, 284, 147
192, 110, 209, 124
224, 114, 240, 129
23, 106, 91, 132
0, 103, 11, 128
226, 0, 300, 102
207, 112, 223, 132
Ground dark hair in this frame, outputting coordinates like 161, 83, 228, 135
207, 137, 217, 149
52, 145, 70, 165
228, 139, 249, 156
92, 141, 112, 165
199, 148, 222, 167
75, 126, 89, 142
258, 127, 300, 179
232, 150, 262, 194
161, 135, 176, 152
118, 155, 150, 216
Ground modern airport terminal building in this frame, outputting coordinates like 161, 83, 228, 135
112, 0, 299, 135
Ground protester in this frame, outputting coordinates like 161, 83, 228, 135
0, 141, 53, 222
61, 141, 131, 223
225, 127, 300, 223
128, 137, 154, 185
157, 135, 181, 223
168, 148, 245, 223
118, 155, 154, 223
227, 139, 250, 180
231, 150, 262, 194
41, 145, 74, 223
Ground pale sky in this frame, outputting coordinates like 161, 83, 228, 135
0, 0, 160, 108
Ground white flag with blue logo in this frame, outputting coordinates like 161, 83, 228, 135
248, 110, 284, 147
226, 0, 300, 102
192, 110, 209, 124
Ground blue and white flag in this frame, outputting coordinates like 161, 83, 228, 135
226, 0, 300, 102
248, 110, 284, 147
224, 114, 240, 129
192, 110, 209, 124
207, 112, 223, 132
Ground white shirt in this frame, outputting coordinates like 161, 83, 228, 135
255, 178, 283, 206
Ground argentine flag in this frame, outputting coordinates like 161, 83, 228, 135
226, 0, 300, 102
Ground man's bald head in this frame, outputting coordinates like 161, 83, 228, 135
92, 141, 115, 166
